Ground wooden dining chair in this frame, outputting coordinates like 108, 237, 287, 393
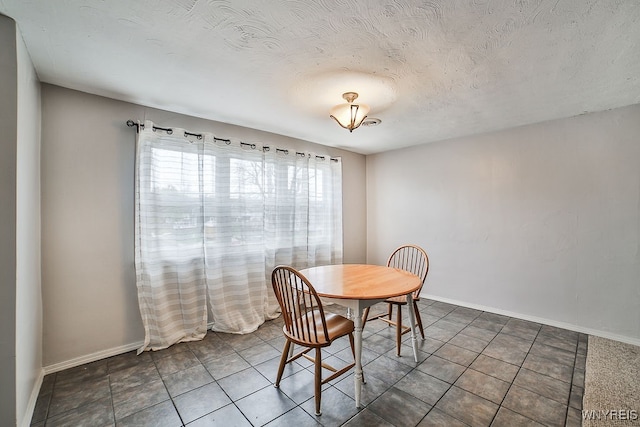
362, 244, 430, 356
271, 265, 356, 416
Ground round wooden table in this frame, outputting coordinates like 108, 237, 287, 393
299, 264, 422, 408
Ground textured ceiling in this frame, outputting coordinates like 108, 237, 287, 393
1, 0, 639, 154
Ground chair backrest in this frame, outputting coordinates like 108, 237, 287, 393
387, 245, 430, 298
271, 265, 329, 346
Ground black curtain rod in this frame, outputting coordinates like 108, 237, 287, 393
126, 120, 338, 161
126, 120, 182, 137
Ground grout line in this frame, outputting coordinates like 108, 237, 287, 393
107, 366, 117, 425
488, 323, 541, 426
151, 348, 185, 426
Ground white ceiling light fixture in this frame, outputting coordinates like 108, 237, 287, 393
330, 92, 370, 132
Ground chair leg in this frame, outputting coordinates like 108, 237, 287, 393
314, 347, 322, 416
387, 303, 393, 324
414, 301, 425, 339
362, 307, 370, 328
396, 305, 402, 356
275, 339, 291, 388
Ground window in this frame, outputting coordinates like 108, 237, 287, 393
134, 122, 343, 349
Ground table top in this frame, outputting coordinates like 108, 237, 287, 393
299, 264, 421, 300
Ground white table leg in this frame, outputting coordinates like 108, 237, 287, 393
353, 307, 364, 408
406, 294, 419, 362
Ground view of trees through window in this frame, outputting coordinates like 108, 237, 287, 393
145, 146, 337, 259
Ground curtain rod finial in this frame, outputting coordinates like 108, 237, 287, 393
127, 119, 145, 133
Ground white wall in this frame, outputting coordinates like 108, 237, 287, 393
367, 104, 640, 345
40, 84, 367, 368
0, 13, 18, 426
15, 24, 42, 427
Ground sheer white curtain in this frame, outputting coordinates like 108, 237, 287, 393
135, 121, 342, 352
135, 127, 208, 352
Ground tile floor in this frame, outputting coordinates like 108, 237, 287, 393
31, 299, 587, 426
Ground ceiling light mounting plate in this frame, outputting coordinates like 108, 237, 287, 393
361, 117, 381, 127
342, 92, 359, 103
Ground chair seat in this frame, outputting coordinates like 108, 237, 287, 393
285, 312, 354, 347
385, 295, 420, 305
325, 312, 355, 338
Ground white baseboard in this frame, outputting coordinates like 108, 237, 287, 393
422, 293, 640, 348
20, 368, 44, 427
43, 322, 217, 375
43, 341, 144, 375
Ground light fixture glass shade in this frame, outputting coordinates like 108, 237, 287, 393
330, 93, 370, 132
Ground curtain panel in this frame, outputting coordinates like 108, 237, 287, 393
135, 121, 343, 352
